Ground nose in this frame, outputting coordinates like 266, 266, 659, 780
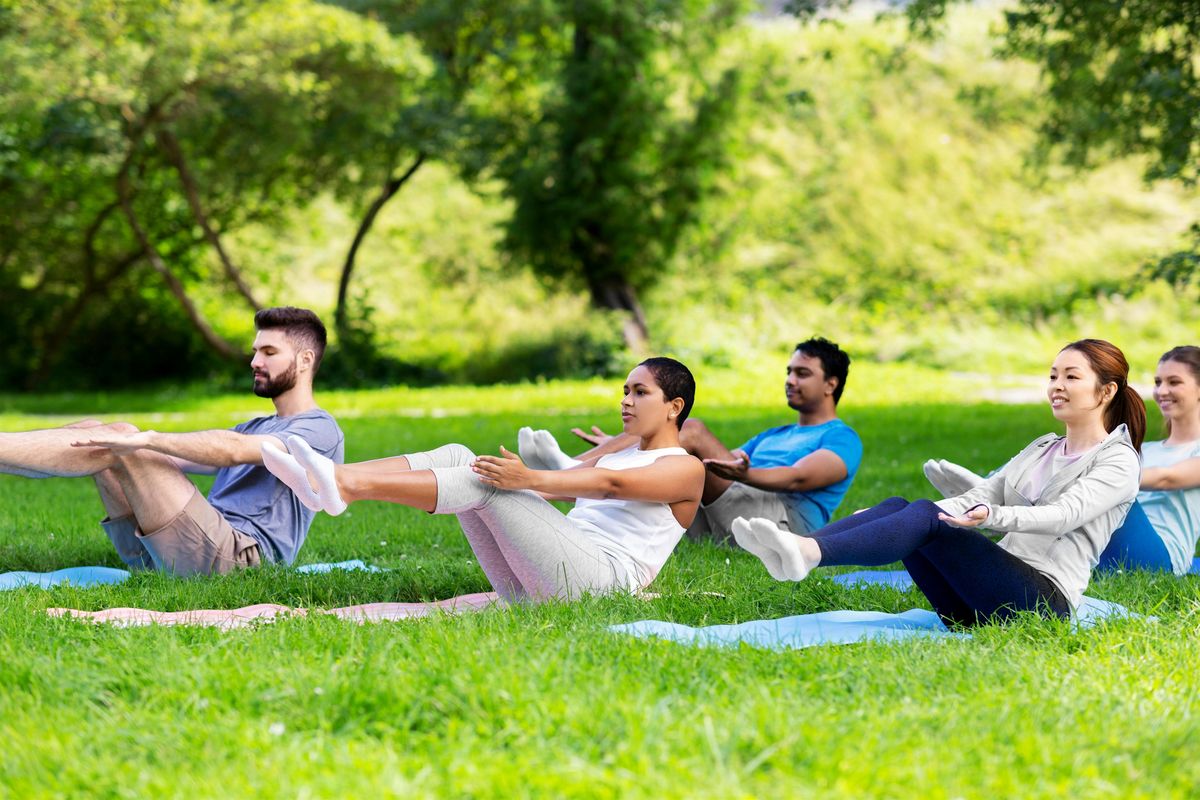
250, 353, 265, 370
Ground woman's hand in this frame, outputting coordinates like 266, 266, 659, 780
937, 504, 990, 529
472, 446, 536, 491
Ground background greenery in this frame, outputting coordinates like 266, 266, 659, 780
2, 2, 1197, 392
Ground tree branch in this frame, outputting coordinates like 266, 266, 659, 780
156, 126, 263, 310
335, 152, 427, 336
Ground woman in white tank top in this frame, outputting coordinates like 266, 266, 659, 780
263, 358, 704, 601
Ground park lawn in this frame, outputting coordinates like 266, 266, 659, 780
0, 371, 1198, 799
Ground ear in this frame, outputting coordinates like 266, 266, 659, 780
825, 375, 839, 397
297, 348, 316, 373
668, 396, 685, 419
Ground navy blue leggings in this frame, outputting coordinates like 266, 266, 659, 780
813, 497, 1070, 627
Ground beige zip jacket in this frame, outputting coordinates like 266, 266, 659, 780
936, 424, 1140, 610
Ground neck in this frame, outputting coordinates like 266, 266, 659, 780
796, 401, 837, 427
640, 428, 682, 451
1166, 414, 1200, 445
1063, 418, 1111, 455
271, 385, 318, 417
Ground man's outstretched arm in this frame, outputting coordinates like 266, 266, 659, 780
71, 428, 280, 469
704, 448, 849, 493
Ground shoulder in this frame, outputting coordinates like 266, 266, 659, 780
655, 453, 705, 475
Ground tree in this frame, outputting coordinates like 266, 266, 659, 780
496, 0, 747, 351
0, 0, 427, 387
897, 0, 1200, 291
323, 0, 561, 350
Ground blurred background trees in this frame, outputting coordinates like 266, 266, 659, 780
0, 0, 1196, 391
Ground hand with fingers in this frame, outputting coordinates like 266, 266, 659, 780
70, 430, 155, 455
571, 425, 613, 446
702, 449, 750, 481
937, 504, 990, 529
472, 446, 534, 490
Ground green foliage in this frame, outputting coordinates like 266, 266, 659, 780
497, 0, 747, 333
901, 0, 1200, 292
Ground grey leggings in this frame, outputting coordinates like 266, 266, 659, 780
408, 444, 626, 602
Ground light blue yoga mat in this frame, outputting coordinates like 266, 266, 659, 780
1191, 557, 1200, 576
0, 559, 385, 590
0, 566, 132, 591
610, 608, 961, 650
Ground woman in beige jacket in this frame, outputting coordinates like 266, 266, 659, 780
732, 339, 1145, 625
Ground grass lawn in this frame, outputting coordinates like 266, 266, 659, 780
1, 367, 1198, 798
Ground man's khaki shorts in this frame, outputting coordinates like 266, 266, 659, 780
101, 489, 262, 577
686, 481, 813, 546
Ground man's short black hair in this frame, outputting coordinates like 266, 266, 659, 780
795, 337, 850, 404
638, 357, 696, 429
255, 307, 327, 373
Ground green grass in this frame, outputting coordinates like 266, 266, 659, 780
1, 377, 1199, 798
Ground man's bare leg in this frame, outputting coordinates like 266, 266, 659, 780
58, 420, 135, 521
0, 422, 128, 477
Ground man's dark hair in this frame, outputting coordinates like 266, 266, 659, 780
638, 357, 696, 429
795, 337, 850, 404
255, 307, 327, 373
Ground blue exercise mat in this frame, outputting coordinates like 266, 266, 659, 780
831, 570, 916, 590
0, 566, 132, 590
1192, 557, 1200, 576
0, 559, 385, 590
610, 609, 961, 650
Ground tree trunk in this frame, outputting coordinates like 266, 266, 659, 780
117, 165, 243, 362
587, 277, 650, 353
335, 152, 427, 340
156, 127, 263, 311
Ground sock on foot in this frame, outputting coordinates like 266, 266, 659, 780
531, 429, 582, 470
517, 427, 548, 470
286, 435, 348, 516
261, 442, 322, 512
732, 517, 789, 581
741, 517, 815, 582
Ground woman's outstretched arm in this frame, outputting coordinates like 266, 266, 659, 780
473, 447, 704, 505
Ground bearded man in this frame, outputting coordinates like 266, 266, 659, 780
0, 307, 344, 575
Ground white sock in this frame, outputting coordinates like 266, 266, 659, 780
261, 441, 321, 512
734, 517, 815, 582
286, 435, 348, 516
923, 459, 985, 498
531, 429, 581, 470
517, 427, 548, 470
732, 517, 789, 581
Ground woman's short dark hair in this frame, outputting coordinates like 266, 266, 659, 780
638, 357, 695, 429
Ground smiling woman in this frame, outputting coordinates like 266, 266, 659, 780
261, 358, 706, 602
733, 339, 1146, 626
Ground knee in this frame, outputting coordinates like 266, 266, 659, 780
679, 418, 709, 445
106, 421, 141, 435
444, 443, 476, 467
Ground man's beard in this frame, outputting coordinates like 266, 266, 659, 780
253, 361, 298, 398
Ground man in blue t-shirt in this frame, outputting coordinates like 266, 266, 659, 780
0, 307, 343, 575
518, 338, 863, 544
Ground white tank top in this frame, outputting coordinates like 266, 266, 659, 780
566, 445, 689, 589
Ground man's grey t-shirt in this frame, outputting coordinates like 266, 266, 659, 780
207, 409, 344, 565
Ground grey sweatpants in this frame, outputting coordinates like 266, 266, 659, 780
409, 444, 627, 602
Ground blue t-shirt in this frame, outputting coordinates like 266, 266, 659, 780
208, 409, 344, 565
740, 419, 863, 532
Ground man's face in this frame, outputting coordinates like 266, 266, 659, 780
784, 351, 830, 411
250, 329, 300, 399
